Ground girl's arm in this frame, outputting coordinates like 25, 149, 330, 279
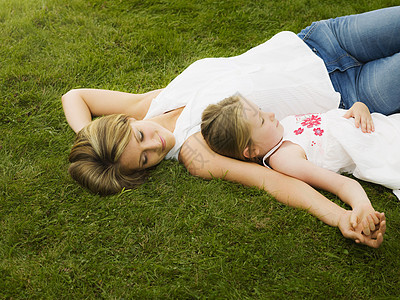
269, 142, 380, 235
179, 133, 384, 248
61, 88, 163, 133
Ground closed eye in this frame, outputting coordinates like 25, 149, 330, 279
138, 130, 144, 141
258, 110, 264, 126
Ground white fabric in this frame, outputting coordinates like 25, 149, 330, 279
279, 109, 400, 199
144, 31, 340, 160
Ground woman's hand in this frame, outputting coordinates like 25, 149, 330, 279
338, 210, 385, 248
343, 102, 375, 133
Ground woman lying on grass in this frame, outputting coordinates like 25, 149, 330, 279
62, 7, 400, 248
201, 94, 393, 246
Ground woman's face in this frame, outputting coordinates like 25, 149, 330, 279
119, 119, 175, 172
241, 98, 284, 158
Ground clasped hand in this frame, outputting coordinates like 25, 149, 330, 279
338, 210, 386, 248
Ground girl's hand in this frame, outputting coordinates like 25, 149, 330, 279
354, 212, 386, 247
368, 212, 386, 240
351, 203, 380, 235
337, 210, 384, 248
343, 102, 375, 133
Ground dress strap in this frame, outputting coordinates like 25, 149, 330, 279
262, 139, 283, 168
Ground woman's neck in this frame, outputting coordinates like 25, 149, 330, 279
150, 107, 184, 133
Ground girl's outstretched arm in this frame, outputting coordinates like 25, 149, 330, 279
179, 132, 384, 248
269, 141, 381, 236
62, 88, 163, 133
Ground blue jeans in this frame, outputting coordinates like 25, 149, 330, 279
298, 6, 400, 115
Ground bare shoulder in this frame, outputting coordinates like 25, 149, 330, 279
268, 141, 306, 169
125, 88, 164, 120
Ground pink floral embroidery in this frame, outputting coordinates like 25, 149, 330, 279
313, 128, 324, 136
294, 128, 304, 135
301, 115, 321, 128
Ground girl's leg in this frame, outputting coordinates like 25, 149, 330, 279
328, 6, 400, 62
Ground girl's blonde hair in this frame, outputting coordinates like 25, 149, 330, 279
201, 95, 254, 161
68, 114, 147, 195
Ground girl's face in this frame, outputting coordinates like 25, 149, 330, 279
241, 99, 284, 159
119, 119, 175, 172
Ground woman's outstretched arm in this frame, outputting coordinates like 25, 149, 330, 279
62, 88, 163, 133
179, 132, 385, 248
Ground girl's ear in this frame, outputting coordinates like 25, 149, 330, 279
243, 146, 251, 159
243, 146, 259, 159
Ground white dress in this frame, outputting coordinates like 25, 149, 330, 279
144, 31, 340, 160
275, 109, 400, 198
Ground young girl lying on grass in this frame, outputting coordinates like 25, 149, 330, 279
201, 94, 393, 241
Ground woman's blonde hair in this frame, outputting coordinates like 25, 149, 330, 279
68, 114, 147, 195
201, 94, 254, 161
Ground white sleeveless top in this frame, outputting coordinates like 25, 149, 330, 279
264, 110, 400, 198
281, 113, 327, 168
144, 31, 340, 160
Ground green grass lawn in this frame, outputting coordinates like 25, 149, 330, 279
1, 0, 400, 298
